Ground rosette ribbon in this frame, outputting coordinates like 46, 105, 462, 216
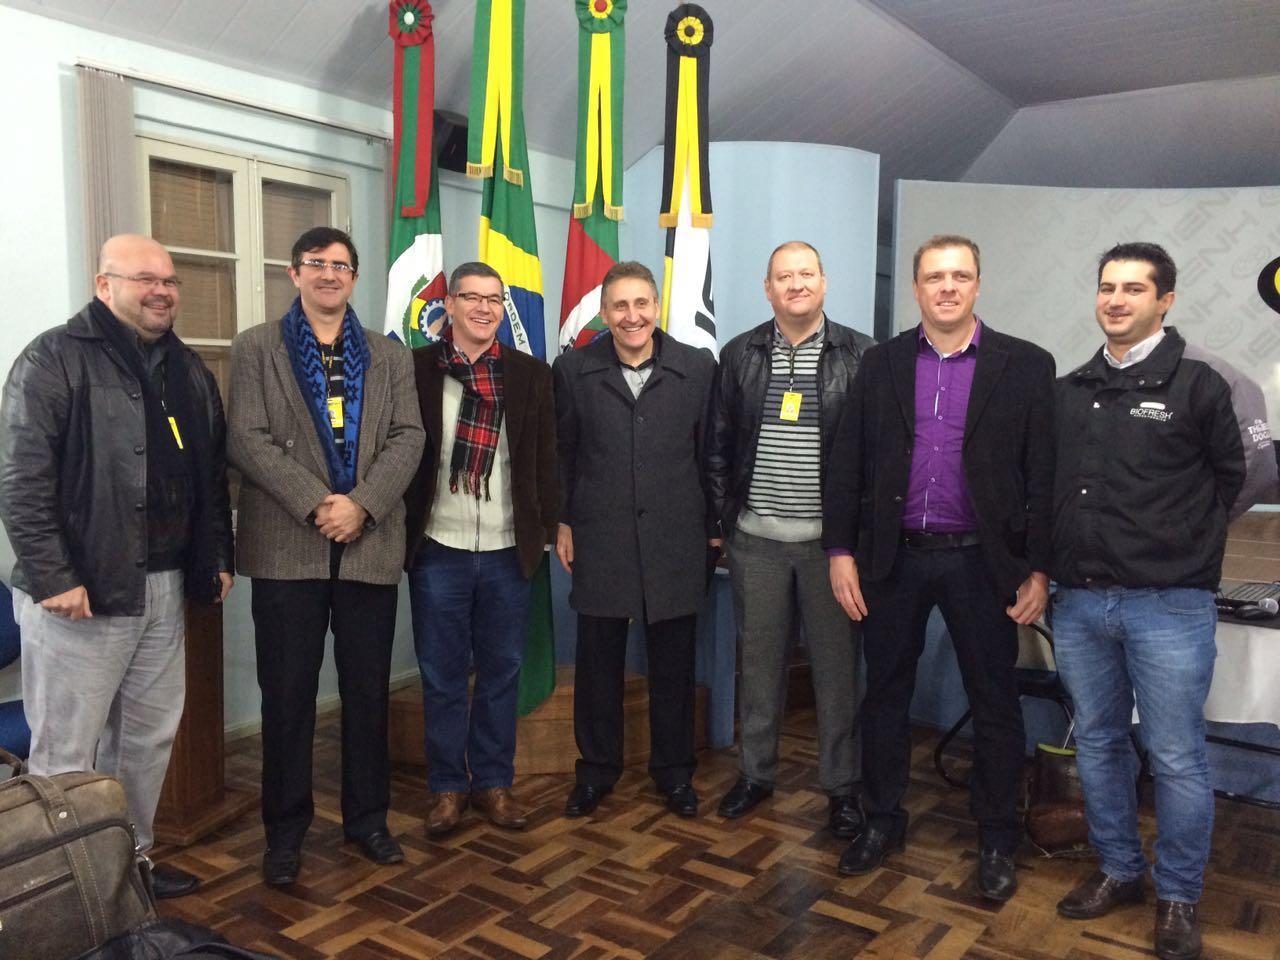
660, 4, 714, 229
467, 0, 528, 185
389, 0, 436, 217
572, 0, 626, 221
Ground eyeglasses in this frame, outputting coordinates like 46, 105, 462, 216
297, 259, 356, 275
454, 291, 505, 307
102, 272, 182, 290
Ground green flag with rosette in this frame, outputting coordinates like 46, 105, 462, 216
384, 0, 447, 346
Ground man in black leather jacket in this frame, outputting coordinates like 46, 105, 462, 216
0, 234, 233, 899
705, 241, 876, 836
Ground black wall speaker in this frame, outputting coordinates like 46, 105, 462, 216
434, 110, 468, 174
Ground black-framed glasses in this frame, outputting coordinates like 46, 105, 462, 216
102, 272, 182, 290
297, 258, 355, 275
454, 291, 504, 307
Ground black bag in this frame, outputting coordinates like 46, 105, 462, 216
1025, 743, 1093, 858
0, 772, 156, 960
79, 917, 279, 959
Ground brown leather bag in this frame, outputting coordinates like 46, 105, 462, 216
1025, 743, 1093, 858
0, 772, 156, 960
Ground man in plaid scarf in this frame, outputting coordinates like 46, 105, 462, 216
402, 263, 558, 836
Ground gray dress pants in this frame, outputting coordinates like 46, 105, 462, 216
729, 529, 861, 795
16, 570, 186, 851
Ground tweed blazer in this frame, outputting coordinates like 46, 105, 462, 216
228, 317, 425, 585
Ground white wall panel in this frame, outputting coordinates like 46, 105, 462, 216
894, 179, 1280, 417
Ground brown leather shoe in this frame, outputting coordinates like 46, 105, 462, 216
427, 791, 468, 836
1155, 899, 1201, 960
1057, 870, 1146, 919
471, 787, 528, 830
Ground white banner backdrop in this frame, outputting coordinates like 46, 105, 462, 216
894, 180, 1280, 417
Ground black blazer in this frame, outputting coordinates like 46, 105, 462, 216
402, 341, 558, 580
553, 330, 716, 623
822, 323, 1056, 598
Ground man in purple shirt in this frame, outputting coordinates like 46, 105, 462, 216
822, 235, 1056, 900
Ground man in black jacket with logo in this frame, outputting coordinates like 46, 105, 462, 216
823, 234, 1056, 900
1051, 242, 1273, 960
0, 234, 234, 899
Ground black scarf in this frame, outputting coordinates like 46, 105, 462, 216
91, 299, 218, 597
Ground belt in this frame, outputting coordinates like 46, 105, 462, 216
900, 530, 981, 550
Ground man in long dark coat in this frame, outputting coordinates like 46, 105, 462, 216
553, 260, 717, 819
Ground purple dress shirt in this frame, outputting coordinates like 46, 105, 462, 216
901, 322, 981, 532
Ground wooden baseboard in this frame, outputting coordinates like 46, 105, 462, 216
389, 665, 709, 775
154, 785, 258, 847
223, 669, 422, 743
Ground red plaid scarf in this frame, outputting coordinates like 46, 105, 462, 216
438, 328, 505, 499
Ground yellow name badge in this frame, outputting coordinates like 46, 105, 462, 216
327, 396, 345, 428
167, 416, 184, 450
779, 391, 803, 422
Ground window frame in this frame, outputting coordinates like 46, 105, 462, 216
136, 135, 352, 340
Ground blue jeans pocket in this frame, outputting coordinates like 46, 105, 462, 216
1154, 587, 1212, 614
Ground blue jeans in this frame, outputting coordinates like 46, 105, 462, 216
1051, 586, 1217, 903
408, 540, 531, 793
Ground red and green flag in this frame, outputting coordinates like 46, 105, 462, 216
559, 0, 625, 352
384, 0, 447, 346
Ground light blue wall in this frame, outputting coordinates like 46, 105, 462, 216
547, 140, 882, 741
622, 141, 880, 341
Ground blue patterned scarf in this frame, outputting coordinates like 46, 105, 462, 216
282, 297, 369, 493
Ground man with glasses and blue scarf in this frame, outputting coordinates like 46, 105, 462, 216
228, 227, 424, 887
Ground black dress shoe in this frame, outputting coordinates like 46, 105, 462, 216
828, 795, 865, 840
349, 829, 404, 865
1155, 899, 1201, 960
665, 783, 699, 818
1057, 870, 1146, 919
976, 848, 1017, 902
262, 847, 301, 886
564, 782, 610, 818
150, 862, 199, 899
716, 777, 773, 819
837, 823, 905, 876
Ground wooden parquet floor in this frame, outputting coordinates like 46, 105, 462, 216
153, 710, 1280, 959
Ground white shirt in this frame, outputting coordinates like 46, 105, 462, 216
424, 376, 517, 552
1104, 328, 1166, 369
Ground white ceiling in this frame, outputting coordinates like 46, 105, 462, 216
7, 0, 1280, 236
868, 0, 1280, 105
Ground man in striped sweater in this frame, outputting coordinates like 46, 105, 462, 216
706, 241, 877, 836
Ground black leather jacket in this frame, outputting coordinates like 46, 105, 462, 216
0, 303, 233, 615
706, 317, 876, 538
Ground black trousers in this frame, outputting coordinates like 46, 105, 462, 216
860, 543, 1024, 853
573, 613, 697, 792
250, 564, 398, 849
